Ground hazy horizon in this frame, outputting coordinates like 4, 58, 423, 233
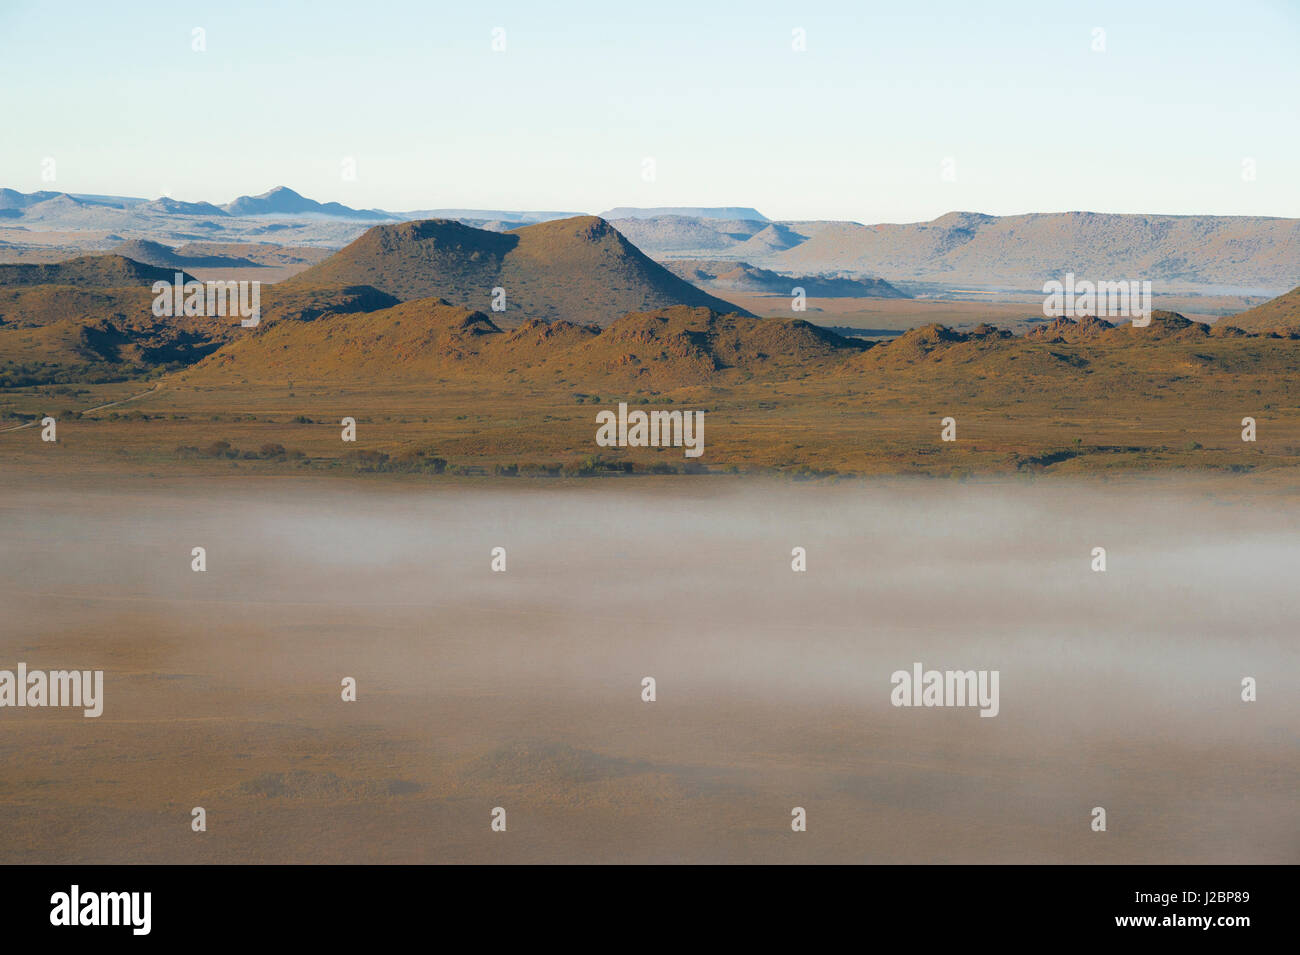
2, 0, 1297, 222
15, 180, 1300, 226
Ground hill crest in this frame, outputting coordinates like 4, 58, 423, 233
0, 254, 196, 289
284, 215, 750, 325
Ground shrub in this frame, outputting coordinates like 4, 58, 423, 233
393, 448, 447, 473
344, 448, 390, 471
520, 462, 562, 477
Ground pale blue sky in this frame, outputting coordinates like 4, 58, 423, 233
1, 0, 1296, 222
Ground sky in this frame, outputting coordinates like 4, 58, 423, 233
1, 0, 1297, 223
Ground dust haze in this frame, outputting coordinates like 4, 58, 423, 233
1, 474, 1295, 863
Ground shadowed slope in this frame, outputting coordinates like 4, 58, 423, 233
1228, 286, 1300, 334
284, 215, 750, 324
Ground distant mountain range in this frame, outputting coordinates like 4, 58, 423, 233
1, 186, 1297, 293
611, 210, 1300, 293
221, 186, 392, 220
0, 185, 580, 226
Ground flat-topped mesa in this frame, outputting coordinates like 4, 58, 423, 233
598, 206, 769, 222
664, 259, 907, 298
0, 254, 198, 289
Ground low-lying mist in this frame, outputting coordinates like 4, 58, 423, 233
1, 475, 1295, 863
